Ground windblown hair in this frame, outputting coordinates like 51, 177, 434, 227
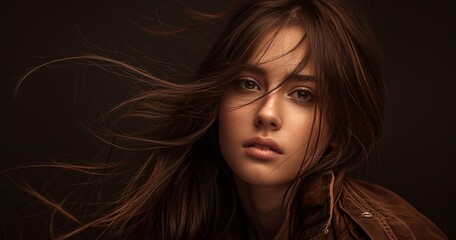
19, 0, 387, 239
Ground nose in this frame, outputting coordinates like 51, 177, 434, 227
254, 93, 282, 131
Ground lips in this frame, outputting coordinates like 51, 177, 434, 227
243, 137, 283, 160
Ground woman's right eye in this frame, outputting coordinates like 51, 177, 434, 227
237, 79, 260, 91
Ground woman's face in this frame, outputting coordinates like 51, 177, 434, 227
218, 26, 331, 186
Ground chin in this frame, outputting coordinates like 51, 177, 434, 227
231, 166, 295, 187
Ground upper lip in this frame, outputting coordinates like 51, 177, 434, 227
243, 136, 283, 154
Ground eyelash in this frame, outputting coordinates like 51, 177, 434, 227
236, 78, 314, 102
288, 88, 314, 102
237, 78, 260, 91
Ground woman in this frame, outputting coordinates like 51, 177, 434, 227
16, 0, 448, 239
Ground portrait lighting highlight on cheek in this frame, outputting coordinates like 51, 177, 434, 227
218, 26, 331, 187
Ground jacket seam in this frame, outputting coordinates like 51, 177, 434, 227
344, 182, 398, 240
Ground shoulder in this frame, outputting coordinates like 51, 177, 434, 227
337, 178, 448, 239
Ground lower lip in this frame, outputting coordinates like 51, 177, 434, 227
244, 146, 281, 160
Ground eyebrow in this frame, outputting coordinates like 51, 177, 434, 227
241, 64, 316, 83
288, 73, 316, 83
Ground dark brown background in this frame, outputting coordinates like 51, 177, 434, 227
2, 0, 455, 239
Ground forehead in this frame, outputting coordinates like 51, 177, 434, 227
249, 26, 308, 69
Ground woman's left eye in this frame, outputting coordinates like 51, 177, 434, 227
289, 89, 314, 102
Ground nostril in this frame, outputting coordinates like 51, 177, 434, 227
254, 117, 280, 130
255, 119, 264, 127
254, 108, 281, 130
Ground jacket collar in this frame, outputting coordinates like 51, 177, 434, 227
274, 171, 345, 239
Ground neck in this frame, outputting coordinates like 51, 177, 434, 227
234, 176, 292, 240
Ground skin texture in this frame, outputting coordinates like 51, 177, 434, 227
218, 26, 332, 239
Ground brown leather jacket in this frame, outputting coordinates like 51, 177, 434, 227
274, 172, 448, 239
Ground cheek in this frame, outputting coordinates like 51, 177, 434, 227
218, 102, 242, 161
288, 114, 329, 163
218, 97, 258, 170
287, 118, 314, 156
218, 96, 252, 140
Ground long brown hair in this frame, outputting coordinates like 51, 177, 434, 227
16, 0, 387, 239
